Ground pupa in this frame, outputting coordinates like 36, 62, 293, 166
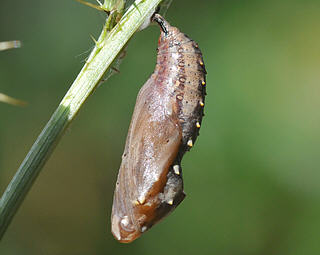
111, 13, 207, 243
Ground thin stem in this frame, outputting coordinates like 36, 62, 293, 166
0, 0, 163, 240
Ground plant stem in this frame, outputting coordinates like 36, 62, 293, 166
0, 0, 163, 240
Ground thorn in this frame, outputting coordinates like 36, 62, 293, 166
111, 67, 120, 73
90, 35, 98, 45
0, 93, 27, 106
95, 0, 102, 6
75, 0, 103, 11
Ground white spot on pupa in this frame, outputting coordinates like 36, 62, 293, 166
167, 199, 174, 205
173, 165, 180, 175
141, 226, 147, 232
196, 122, 201, 128
121, 216, 129, 227
138, 196, 146, 205
187, 139, 193, 147
133, 200, 140, 206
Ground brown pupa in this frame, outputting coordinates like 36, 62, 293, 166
111, 13, 206, 243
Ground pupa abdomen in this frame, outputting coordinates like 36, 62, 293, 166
111, 13, 206, 243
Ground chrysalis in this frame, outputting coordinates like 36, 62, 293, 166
111, 13, 206, 243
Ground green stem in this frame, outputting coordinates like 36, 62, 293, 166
0, 0, 163, 240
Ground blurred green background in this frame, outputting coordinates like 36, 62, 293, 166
1, 0, 320, 254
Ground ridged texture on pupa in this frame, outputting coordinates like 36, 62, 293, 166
111, 13, 206, 243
